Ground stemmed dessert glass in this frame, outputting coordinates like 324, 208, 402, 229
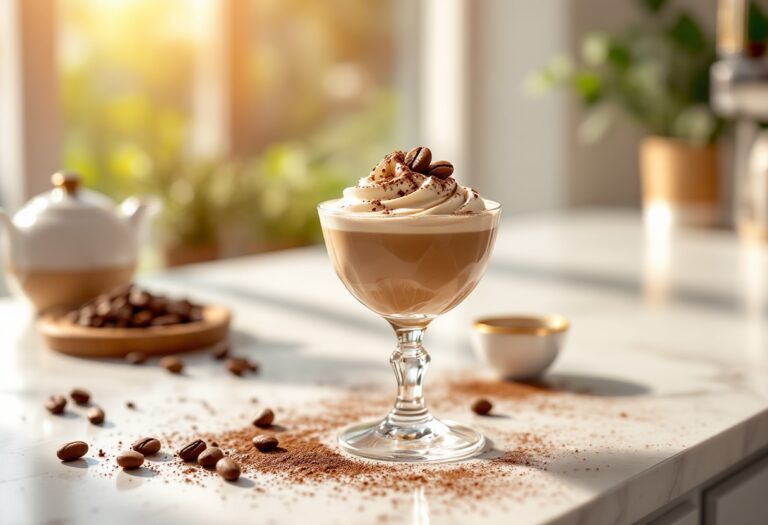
318, 200, 501, 462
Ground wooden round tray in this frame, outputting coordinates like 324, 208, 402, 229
38, 304, 231, 358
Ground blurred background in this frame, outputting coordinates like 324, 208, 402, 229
2, 0, 768, 289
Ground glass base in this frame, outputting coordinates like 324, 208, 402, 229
339, 415, 485, 463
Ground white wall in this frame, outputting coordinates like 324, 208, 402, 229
465, 0, 719, 213
468, 0, 570, 213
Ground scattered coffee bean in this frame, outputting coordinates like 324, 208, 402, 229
225, 357, 257, 377
87, 406, 105, 425
45, 394, 67, 414
471, 398, 493, 415
159, 356, 183, 374
252, 434, 279, 452
404, 146, 432, 173
132, 437, 161, 456
215, 457, 241, 481
126, 401, 136, 410
178, 439, 206, 462
197, 447, 224, 468
125, 351, 147, 365
426, 160, 454, 179
211, 343, 229, 360
116, 450, 144, 469
57, 441, 88, 462
253, 408, 274, 428
70, 388, 90, 405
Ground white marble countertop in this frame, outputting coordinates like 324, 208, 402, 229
1, 209, 768, 525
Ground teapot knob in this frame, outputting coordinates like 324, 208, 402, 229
51, 171, 81, 195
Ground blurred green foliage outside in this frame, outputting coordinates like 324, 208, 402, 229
59, 0, 397, 259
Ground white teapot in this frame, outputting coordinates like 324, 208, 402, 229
0, 172, 151, 313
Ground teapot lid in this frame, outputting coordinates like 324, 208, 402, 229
14, 171, 117, 225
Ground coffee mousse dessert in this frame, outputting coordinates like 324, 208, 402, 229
319, 147, 499, 321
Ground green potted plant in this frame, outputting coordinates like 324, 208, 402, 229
529, 0, 725, 226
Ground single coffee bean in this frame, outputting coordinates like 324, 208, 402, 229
87, 406, 105, 425
166, 300, 192, 317
211, 343, 229, 360
159, 356, 183, 374
178, 439, 206, 462
215, 457, 241, 481
426, 160, 454, 179
252, 408, 274, 428
471, 398, 493, 416
125, 351, 147, 365
131, 310, 153, 328
132, 437, 161, 456
252, 434, 279, 452
57, 441, 88, 462
189, 306, 204, 322
404, 146, 432, 173
116, 450, 144, 469
128, 289, 150, 308
225, 357, 255, 377
197, 446, 224, 468
89, 315, 106, 328
70, 388, 90, 405
151, 314, 182, 327
46, 394, 67, 414
126, 401, 136, 410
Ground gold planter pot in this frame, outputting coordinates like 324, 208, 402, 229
639, 136, 720, 228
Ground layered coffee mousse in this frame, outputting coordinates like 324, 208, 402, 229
319, 147, 499, 320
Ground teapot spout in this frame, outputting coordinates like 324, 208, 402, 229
119, 196, 159, 236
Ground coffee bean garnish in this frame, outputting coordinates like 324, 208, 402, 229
252, 434, 279, 452
178, 439, 206, 462
426, 160, 454, 179
70, 388, 90, 405
45, 394, 67, 414
215, 457, 241, 481
116, 450, 144, 469
87, 406, 105, 425
225, 357, 258, 377
253, 408, 274, 428
159, 356, 183, 374
132, 437, 161, 456
404, 146, 432, 173
471, 398, 493, 416
197, 447, 224, 468
125, 351, 147, 365
57, 441, 88, 462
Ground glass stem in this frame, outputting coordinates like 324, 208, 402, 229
387, 326, 432, 427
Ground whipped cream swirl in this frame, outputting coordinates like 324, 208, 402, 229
335, 151, 486, 215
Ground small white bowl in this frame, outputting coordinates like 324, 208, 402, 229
471, 315, 569, 379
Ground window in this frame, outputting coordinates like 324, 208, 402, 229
56, 0, 402, 264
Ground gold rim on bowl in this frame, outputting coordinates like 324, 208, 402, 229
472, 315, 570, 336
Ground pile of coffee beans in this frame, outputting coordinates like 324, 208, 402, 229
65, 285, 204, 329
